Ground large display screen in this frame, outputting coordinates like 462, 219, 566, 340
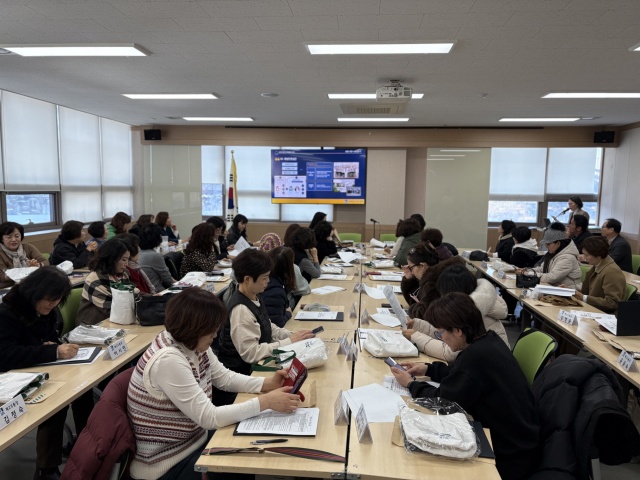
271, 148, 367, 204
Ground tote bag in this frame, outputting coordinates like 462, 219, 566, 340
110, 285, 136, 325
363, 331, 418, 357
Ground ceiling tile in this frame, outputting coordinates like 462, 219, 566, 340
198, 0, 292, 17
110, 1, 210, 18
290, 0, 380, 16
173, 17, 260, 32
226, 30, 305, 43
92, 17, 184, 32
380, 0, 475, 15
255, 15, 339, 30
338, 15, 424, 30
29, 3, 127, 20
301, 29, 379, 41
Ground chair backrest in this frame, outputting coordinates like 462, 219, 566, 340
380, 233, 397, 242
60, 287, 83, 335
41, 252, 50, 260
580, 264, 591, 283
632, 254, 640, 276
164, 256, 179, 279
512, 329, 558, 386
625, 283, 637, 301
340, 232, 362, 243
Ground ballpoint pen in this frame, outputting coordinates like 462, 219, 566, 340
250, 439, 289, 445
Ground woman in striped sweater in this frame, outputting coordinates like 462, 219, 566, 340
127, 288, 300, 480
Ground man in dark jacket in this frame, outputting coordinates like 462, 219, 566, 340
600, 218, 633, 273
569, 214, 592, 253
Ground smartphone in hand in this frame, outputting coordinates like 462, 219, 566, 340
384, 357, 406, 371
311, 326, 324, 335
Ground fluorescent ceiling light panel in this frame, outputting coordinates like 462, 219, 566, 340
499, 118, 580, 122
123, 93, 217, 100
183, 117, 253, 122
308, 43, 454, 55
427, 158, 455, 161
337, 117, 409, 122
429, 154, 465, 157
543, 92, 640, 99
2, 44, 147, 56
328, 93, 424, 99
439, 149, 481, 152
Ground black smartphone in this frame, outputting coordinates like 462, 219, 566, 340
381, 303, 391, 308
311, 326, 324, 335
384, 357, 406, 371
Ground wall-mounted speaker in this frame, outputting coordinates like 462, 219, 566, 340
144, 129, 162, 141
593, 131, 615, 144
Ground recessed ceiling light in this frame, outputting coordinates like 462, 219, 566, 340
543, 93, 640, 99
629, 43, 640, 51
308, 43, 454, 55
123, 93, 217, 100
337, 117, 409, 122
1, 44, 148, 56
183, 117, 253, 122
439, 149, 482, 152
261, 93, 279, 98
499, 118, 580, 122
328, 93, 424, 99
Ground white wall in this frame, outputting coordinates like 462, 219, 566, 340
365, 149, 407, 227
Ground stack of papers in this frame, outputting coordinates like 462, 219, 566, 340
310, 285, 346, 295
364, 284, 386, 299
338, 252, 365, 263
377, 285, 402, 294
4, 267, 38, 283
534, 285, 575, 297
571, 310, 618, 334
370, 314, 401, 327
342, 384, 406, 423
371, 260, 395, 269
369, 274, 403, 282
318, 274, 348, 280
235, 408, 320, 436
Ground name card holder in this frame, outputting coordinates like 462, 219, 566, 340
617, 351, 639, 373
461, 251, 471, 259
557, 309, 577, 326
497, 270, 507, 279
360, 308, 370, 325
355, 404, 373, 443
352, 283, 361, 293
349, 303, 358, 318
337, 333, 349, 355
346, 340, 358, 362
0, 395, 26, 431
104, 338, 129, 361
334, 390, 349, 425
481, 261, 488, 269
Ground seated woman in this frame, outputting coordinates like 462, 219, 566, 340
393, 218, 422, 266
138, 224, 176, 292
50, 220, 98, 268
226, 214, 250, 246
0, 267, 94, 480
492, 219, 516, 263
261, 246, 297, 328
527, 223, 582, 288
281, 225, 311, 298
106, 211, 131, 239
155, 211, 180, 244
410, 213, 426, 230
436, 265, 509, 347
128, 214, 154, 237
117, 233, 155, 294
309, 211, 341, 243
290, 227, 321, 282
0, 221, 48, 288
574, 236, 626, 314
384, 219, 404, 256
180, 223, 217, 277
509, 226, 538, 268
76, 238, 131, 326
421, 227, 452, 261
127, 287, 302, 480
86, 221, 108, 248
391, 293, 540, 480
313, 220, 338, 264
217, 249, 314, 376
206, 216, 229, 259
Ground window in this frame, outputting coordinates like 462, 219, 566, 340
202, 183, 224, 216
487, 201, 538, 224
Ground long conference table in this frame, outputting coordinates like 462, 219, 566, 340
196, 255, 501, 479
460, 250, 640, 390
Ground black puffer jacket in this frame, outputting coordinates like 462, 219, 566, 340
260, 276, 292, 328
531, 354, 640, 480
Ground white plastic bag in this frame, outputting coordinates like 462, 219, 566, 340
363, 331, 418, 357
56, 261, 74, 275
180, 271, 207, 287
277, 338, 328, 369
110, 287, 135, 325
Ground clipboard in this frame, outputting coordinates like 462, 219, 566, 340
471, 421, 496, 459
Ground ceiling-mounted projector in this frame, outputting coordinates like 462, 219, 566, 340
376, 81, 412, 103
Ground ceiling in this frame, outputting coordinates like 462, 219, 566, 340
1, 0, 640, 128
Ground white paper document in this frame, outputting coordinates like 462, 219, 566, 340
533, 285, 575, 297
4, 266, 38, 283
235, 408, 320, 436
295, 311, 340, 320
371, 260, 395, 269
383, 285, 408, 329
338, 251, 360, 263
342, 384, 406, 423
383, 375, 411, 396
369, 238, 386, 248
318, 274, 348, 280
310, 285, 346, 295
232, 236, 252, 255
364, 284, 387, 299
370, 313, 401, 327
371, 275, 403, 282
376, 285, 402, 294
38, 347, 103, 365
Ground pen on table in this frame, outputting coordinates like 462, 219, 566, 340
250, 439, 288, 445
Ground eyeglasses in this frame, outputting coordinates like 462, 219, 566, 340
434, 329, 445, 340
406, 263, 418, 272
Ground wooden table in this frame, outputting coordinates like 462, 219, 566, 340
584, 337, 640, 389
0, 321, 163, 452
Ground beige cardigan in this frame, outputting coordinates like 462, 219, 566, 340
0, 242, 49, 288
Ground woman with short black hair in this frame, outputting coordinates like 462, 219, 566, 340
86, 221, 108, 247
138, 224, 176, 291
492, 219, 516, 263
290, 227, 321, 282
155, 211, 180, 244
567, 195, 589, 224
50, 220, 98, 268
180, 223, 217, 276
0, 221, 48, 288
313, 220, 338, 264
226, 214, 250, 246
206, 216, 229, 259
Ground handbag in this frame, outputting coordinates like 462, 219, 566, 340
136, 294, 172, 326
363, 331, 418, 358
516, 268, 540, 288
110, 283, 136, 325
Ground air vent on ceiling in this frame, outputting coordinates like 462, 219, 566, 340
340, 103, 405, 115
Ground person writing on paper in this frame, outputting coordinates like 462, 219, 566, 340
0, 221, 48, 288
391, 293, 540, 480
117, 233, 156, 294
179, 223, 217, 277
76, 238, 131, 326
313, 220, 338, 264
290, 227, 322, 282
217, 249, 314, 377
0, 266, 94, 480
573, 236, 626, 314
127, 287, 301, 480
309, 211, 341, 243
517, 222, 582, 289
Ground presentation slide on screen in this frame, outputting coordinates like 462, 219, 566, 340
271, 149, 367, 204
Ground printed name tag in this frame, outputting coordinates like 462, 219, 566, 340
346, 340, 358, 362
334, 390, 349, 425
481, 261, 488, 269
360, 308, 370, 325
617, 351, 639, 372
349, 302, 357, 318
0, 395, 26, 431
105, 338, 128, 360
557, 309, 577, 325
461, 251, 471, 259
497, 270, 507, 279
355, 404, 373, 443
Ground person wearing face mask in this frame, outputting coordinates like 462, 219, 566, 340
76, 238, 131, 326
0, 221, 48, 288
127, 288, 300, 480
391, 293, 540, 480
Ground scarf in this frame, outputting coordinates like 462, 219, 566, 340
1, 243, 30, 268
129, 259, 156, 294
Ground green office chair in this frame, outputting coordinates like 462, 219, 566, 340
632, 255, 640, 276
380, 234, 397, 242
580, 264, 591, 283
42, 253, 50, 260
60, 287, 83, 335
340, 233, 362, 243
512, 329, 558, 386
625, 283, 638, 301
